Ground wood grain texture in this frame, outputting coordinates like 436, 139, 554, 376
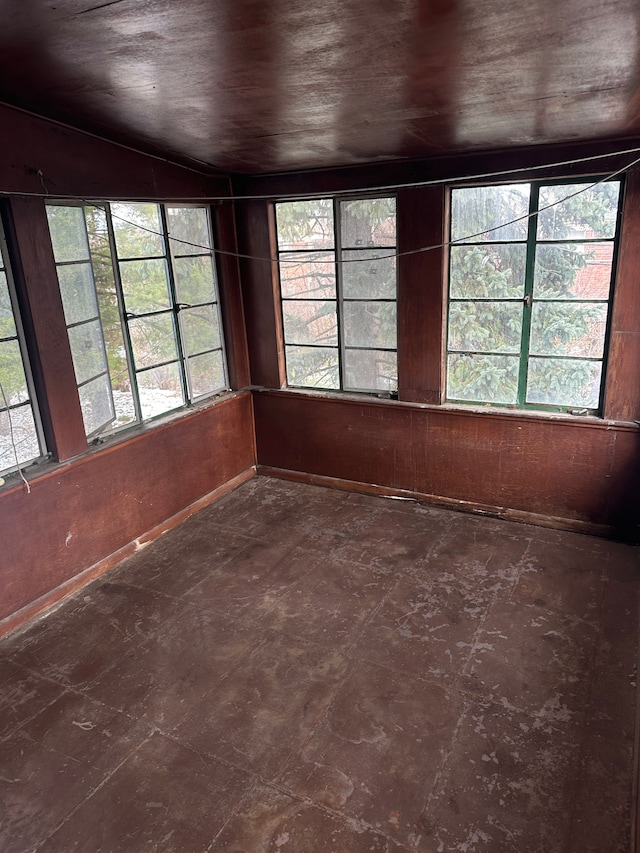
0, 468, 255, 640
0, 1, 638, 172
0, 103, 228, 199
603, 167, 640, 421
397, 185, 446, 403
235, 200, 284, 388
232, 138, 640, 197
212, 201, 251, 390
0, 392, 255, 622
253, 390, 639, 536
5, 197, 87, 461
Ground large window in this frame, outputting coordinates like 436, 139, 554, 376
275, 197, 397, 394
447, 179, 622, 412
0, 222, 44, 475
46, 202, 228, 438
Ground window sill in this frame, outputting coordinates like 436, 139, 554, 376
0, 388, 248, 495
254, 386, 640, 430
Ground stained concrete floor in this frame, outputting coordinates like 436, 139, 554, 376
1, 476, 638, 852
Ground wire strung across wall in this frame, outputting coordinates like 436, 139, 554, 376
2, 145, 638, 493
3, 144, 640, 202
0, 379, 31, 493
74, 151, 640, 266
1, 145, 639, 266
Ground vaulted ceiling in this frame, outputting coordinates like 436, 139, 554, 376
0, 0, 639, 174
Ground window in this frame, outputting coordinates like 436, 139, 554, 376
0, 221, 44, 475
446, 179, 622, 412
46, 202, 228, 438
275, 197, 397, 394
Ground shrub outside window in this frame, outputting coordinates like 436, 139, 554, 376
446, 179, 622, 412
276, 197, 397, 394
46, 202, 228, 438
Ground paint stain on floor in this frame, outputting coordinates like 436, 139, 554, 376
0, 477, 637, 852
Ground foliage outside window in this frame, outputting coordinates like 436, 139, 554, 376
46, 202, 228, 438
276, 197, 397, 394
447, 179, 621, 412
0, 222, 44, 475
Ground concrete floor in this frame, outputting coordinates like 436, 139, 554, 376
0, 476, 638, 852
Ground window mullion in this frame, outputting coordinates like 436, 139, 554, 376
0, 222, 46, 472
518, 186, 539, 407
334, 198, 344, 389
105, 203, 142, 424
159, 206, 189, 403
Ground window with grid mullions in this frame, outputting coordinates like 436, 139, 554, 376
446, 179, 622, 412
46, 202, 228, 438
276, 197, 397, 394
0, 221, 44, 476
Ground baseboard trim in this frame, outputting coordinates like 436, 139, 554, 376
0, 467, 256, 641
257, 465, 614, 539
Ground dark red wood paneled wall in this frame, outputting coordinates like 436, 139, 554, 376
1, 393, 255, 624
0, 104, 255, 630
237, 139, 640, 540
254, 391, 640, 539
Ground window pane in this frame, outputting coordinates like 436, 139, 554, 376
187, 350, 226, 398
344, 349, 397, 392
448, 302, 523, 353
526, 357, 602, 408
342, 250, 396, 299
68, 321, 109, 384
285, 345, 339, 389
129, 313, 179, 369
120, 259, 171, 313
276, 200, 334, 250
447, 353, 519, 404
173, 256, 217, 305
277, 195, 397, 395
112, 203, 164, 258
530, 303, 608, 358
537, 182, 620, 241
180, 305, 221, 356
138, 363, 184, 419
111, 389, 137, 430
0, 340, 29, 404
451, 184, 530, 243
58, 263, 99, 325
167, 207, 211, 254
282, 300, 338, 346
449, 244, 527, 299
0, 271, 17, 338
343, 301, 396, 350
534, 243, 614, 300
47, 206, 115, 439
87, 219, 136, 430
0, 404, 40, 470
46, 206, 90, 263
79, 374, 115, 437
340, 198, 396, 247
279, 252, 335, 299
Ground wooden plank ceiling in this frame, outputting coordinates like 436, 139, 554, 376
0, 0, 638, 174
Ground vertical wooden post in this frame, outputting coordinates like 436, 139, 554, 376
235, 199, 285, 388
6, 197, 86, 461
603, 167, 640, 422
212, 200, 251, 390
397, 185, 446, 404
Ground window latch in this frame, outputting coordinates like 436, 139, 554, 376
175, 303, 193, 312
523, 294, 531, 308
125, 311, 138, 320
